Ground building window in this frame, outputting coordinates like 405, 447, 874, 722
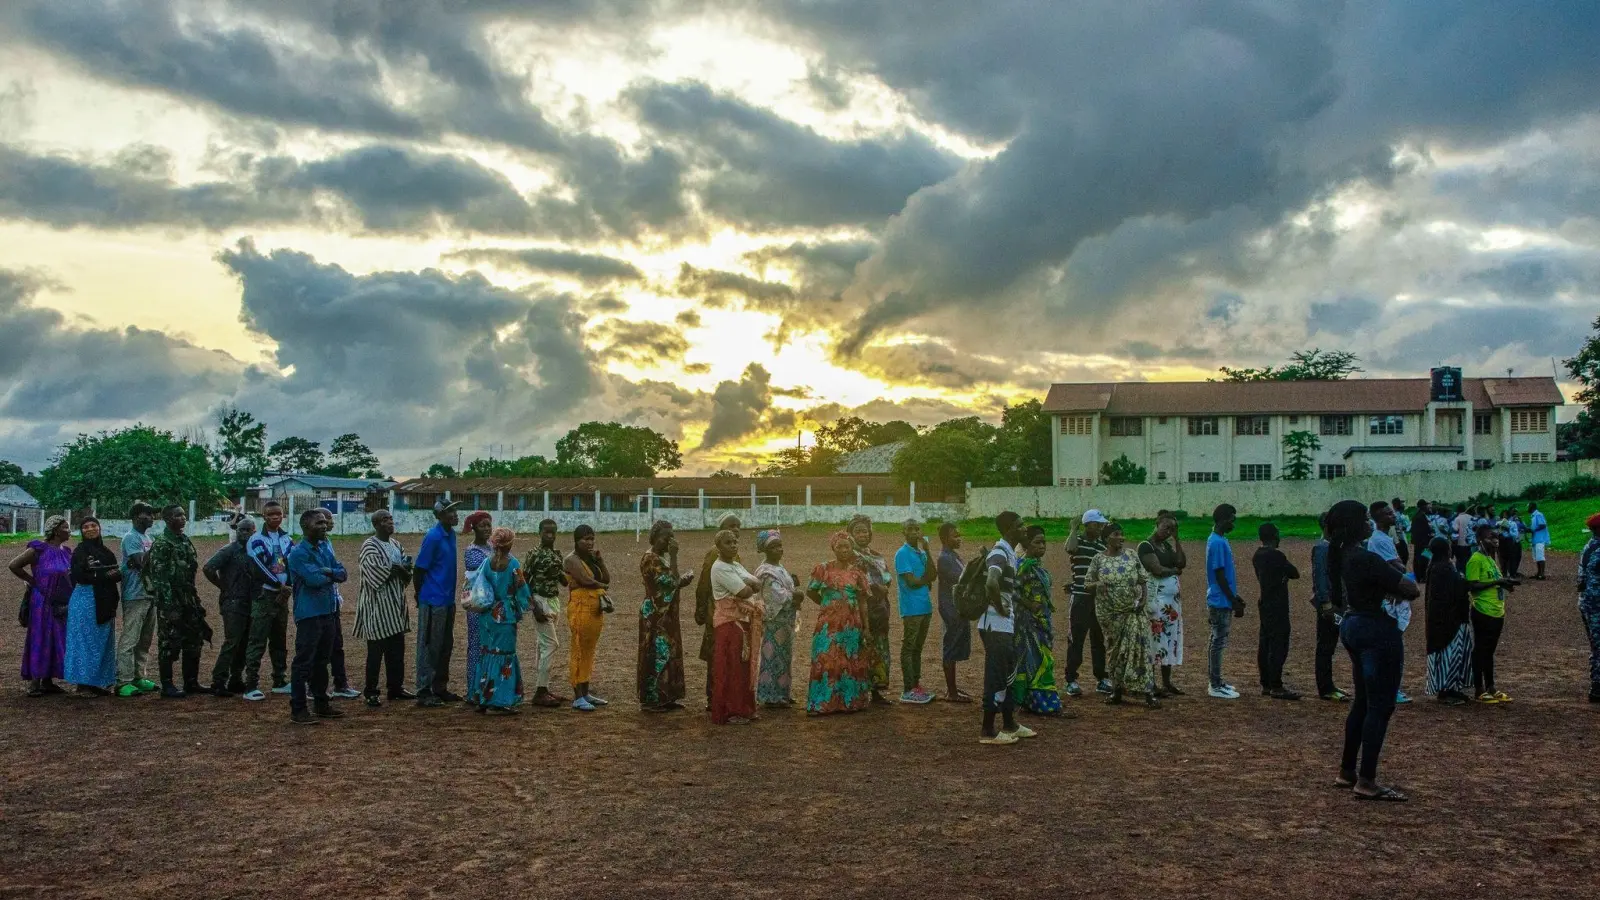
1457, 461, 1469, 471
1156, 471, 1167, 481
1058, 477, 1094, 487
1369, 415, 1405, 436
1157, 416, 1169, 424
1186, 471, 1219, 483
1473, 413, 1494, 436
1109, 417, 1143, 436
1238, 463, 1273, 482
1288, 415, 1301, 425
1187, 417, 1219, 436
1318, 464, 1346, 479
1511, 452, 1550, 464
1320, 415, 1352, 436
1473, 459, 1494, 470
1059, 415, 1094, 436
1510, 410, 1549, 433
1235, 415, 1271, 436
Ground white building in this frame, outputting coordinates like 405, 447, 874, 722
253, 474, 397, 513
1041, 371, 1564, 486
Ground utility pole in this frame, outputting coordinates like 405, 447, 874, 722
457, 447, 463, 473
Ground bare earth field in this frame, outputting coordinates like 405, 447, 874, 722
1, 528, 1596, 899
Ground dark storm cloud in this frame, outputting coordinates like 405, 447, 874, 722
1462, 249, 1600, 301
445, 247, 645, 284
1307, 296, 1383, 336
850, 342, 1020, 391
628, 80, 961, 229
676, 263, 797, 309
271, 145, 537, 233
1364, 300, 1592, 372
698, 363, 796, 449
589, 319, 692, 367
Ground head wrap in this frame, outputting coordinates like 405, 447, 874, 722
42, 514, 68, 538
829, 530, 854, 552
70, 516, 120, 625
718, 514, 742, 531
462, 510, 492, 533
1587, 512, 1600, 531
848, 514, 872, 545
490, 526, 515, 550
756, 529, 781, 551
649, 520, 674, 543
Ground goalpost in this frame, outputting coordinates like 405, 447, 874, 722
633, 493, 784, 540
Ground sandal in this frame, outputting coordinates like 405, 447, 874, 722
1334, 771, 1357, 789
26, 686, 45, 698
1354, 786, 1409, 802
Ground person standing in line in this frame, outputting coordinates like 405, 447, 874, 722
11, 515, 72, 697
240, 500, 293, 701
1012, 525, 1064, 715
521, 519, 568, 708
354, 509, 413, 708
638, 520, 692, 712
1528, 502, 1550, 581
565, 524, 611, 712
1367, 501, 1414, 705
1390, 498, 1411, 570
64, 516, 120, 696
847, 515, 895, 706
753, 530, 798, 709
1327, 499, 1419, 802
463, 527, 530, 716
978, 512, 1036, 745
1423, 536, 1475, 706
1452, 504, 1474, 572
1087, 523, 1157, 708
146, 505, 211, 699
1498, 507, 1526, 579
1310, 514, 1349, 701
1138, 512, 1186, 697
1252, 523, 1301, 700
894, 519, 937, 705
1205, 504, 1246, 700
935, 523, 973, 703
202, 515, 260, 697
115, 503, 160, 697
461, 511, 493, 705
804, 532, 873, 716
709, 529, 763, 725
695, 514, 743, 707
1408, 500, 1435, 582
286, 508, 346, 725
1466, 525, 1518, 704
413, 499, 461, 708
1577, 513, 1600, 704
1064, 510, 1111, 697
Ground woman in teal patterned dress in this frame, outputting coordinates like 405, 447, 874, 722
1012, 526, 1062, 715
804, 531, 872, 715
638, 520, 692, 712
463, 527, 529, 715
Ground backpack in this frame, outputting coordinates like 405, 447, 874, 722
953, 545, 995, 621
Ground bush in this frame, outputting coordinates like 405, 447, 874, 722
1521, 481, 1556, 501
1551, 474, 1600, 501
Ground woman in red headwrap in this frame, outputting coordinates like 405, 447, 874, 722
461, 510, 493, 703
803, 531, 872, 715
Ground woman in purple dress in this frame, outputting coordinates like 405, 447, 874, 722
9, 515, 73, 697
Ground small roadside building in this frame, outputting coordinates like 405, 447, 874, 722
254, 474, 397, 514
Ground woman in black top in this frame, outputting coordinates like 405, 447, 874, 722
1327, 499, 1420, 801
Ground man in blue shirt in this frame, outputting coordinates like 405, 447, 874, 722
895, 519, 937, 705
935, 522, 972, 703
286, 509, 347, 725
1529, 502, 1550, 580
1205, 503, 1246, 699
413, 498, 461, 707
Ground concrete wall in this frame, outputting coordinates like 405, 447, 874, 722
971, 459, 1600, 520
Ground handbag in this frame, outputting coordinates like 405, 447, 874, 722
17, 596, 28, 628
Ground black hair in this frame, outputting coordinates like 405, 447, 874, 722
1212, 503, 1236, 523
938, 522, 960, 542
129, 501, 156, 518
1324, 499, 1369, 611
1474, 522, 1496, 539
1025, 524, 1046, 541
160, 504, 185, 521
1259, 522, 1279, 543
539, 518, 557, 530
995, 511, 1021, 536
1369, 500, 1389, 517
1103, 522, 1124, 538
1391, 498, 1404, 508
262, 499, 283, 511
1426, 536, 1452, 577
573, 524, 595, 543
299, 508, 322, 528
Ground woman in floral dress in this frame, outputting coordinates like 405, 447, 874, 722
804, 531, 872, 715
1012, 526, 1062, 715
638, 520, 692, 712
461, 511, 492, 705
1138, 513, 1186, 696
755, 529, 799, 707
463, 527, 528, 715
848, 515, 895, 705
1086, 523, 1157, 708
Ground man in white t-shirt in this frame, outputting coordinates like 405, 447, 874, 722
978, 511, 1036, 746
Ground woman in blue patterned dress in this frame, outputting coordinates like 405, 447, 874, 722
637, 520, 692, 711
462, 511, 492, 704
463, 527, 529, 714
755, 529, 799, 708
1012, 525, 1062, 715
65, 517, 120, 694
804, 531, 872, 715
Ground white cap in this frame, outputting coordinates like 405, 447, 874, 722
1082, 509, 1110, 525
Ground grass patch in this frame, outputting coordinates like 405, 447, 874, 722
953, 515, 1325, 544
1532, 499, 1600, 554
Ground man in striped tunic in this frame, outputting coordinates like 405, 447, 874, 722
355, 509, 414, 707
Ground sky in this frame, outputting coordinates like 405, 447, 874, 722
0, 0, 1596, 476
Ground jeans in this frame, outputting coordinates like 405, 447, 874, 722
901, 614, 931, 692
330, 621, 349, 691
1314, 610, 1341, 696
1340, 612, 1404, 780
116, 597, 156, 686
1207, 606, 1233, 688
364, 633, 406, 697
980, 628, 1017, 714
289, 613, 336, 714
415, 603, 455, 698
1065, 593, 1106, 682
1257, 598, 1290, 691
1471, 608, 1505, 695
209, 604, 252, 689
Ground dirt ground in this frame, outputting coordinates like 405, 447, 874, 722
1, 526, 1596, 899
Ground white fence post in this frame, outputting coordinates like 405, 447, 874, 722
543, 490, 551, 513
188, 499, 196, 525
388, 489, 396, 510
910, 481, 917, 516
646, 487, 654, 519
287, 494, 296, 536
91, 499, 97, 518
856, 484, 863, 509
594, 489, 602, 524
496, 490, 504, 512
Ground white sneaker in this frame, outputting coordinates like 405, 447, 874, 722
1004, 724, 1038, 739
330, 688, 361, 700
241, 690, 266, 702
1208, 685, 1240, 699
979, 732, 1019, 746
270, 683, 292, 695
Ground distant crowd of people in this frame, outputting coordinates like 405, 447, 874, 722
12, 493, 1600, 786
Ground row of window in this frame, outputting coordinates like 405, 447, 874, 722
1069, 411, 1551, 437
1066, 450, 1551, 486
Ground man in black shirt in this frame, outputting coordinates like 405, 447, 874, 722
1064, 510, 1110, 696
203, 516, 268, 697
1252, 522, 1301, 700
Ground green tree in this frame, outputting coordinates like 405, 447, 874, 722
36, 425, 223, 512
1099, 453, 1147, 485
423, 463, 459, 479
752, 445, 843, 477
555, 422, 682, 477
891, 431, 987, 490
322, 433, 382, 478
814, 416, 919, 453
709, 468, 742, 479
1281, 430, 1322, 480
1217, 348, 1364, 382
269, 436, 323, 473
0, 459, 40, 496
987, 399, 1053, 486
1563, 316, 1600, 459
211, 407, 268, 497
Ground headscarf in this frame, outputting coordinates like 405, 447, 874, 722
572, 524, 599, 572
756, 529, 781, 552
1587, 512, 1600, 532
848, 514, 872, 543
490, 526, 515, 550
829, 530, 854, 553
462, 510, 492, 534
42, 514, 68, 540
70, 516, 121, 624
1424, 536, 1469, 654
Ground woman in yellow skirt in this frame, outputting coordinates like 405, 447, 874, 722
564, 524, 611, 712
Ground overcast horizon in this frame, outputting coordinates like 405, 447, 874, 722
0, 1, 1595, 475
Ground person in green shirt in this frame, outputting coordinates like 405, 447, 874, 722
1465, 525, 1519, 704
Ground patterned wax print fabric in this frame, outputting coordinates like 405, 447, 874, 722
1010, 556, 1061, 714
755, 563, 798, 704
1089, 549, 1151, 694
464, 544, 488, 704
471, 556, 529, 709
805, 561, 872, 715
851, 544, 893, 690
637, 550, 687, 708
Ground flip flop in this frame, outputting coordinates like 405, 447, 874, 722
1354, 786, 1409, 802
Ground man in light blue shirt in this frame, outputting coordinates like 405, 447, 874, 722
286, 508, 346, 725
1529, 503, 1550, 580
115, 502, 160, 696
1205, 504, 1245, 699
413, 499, 461, 706
894, 519, 936, 705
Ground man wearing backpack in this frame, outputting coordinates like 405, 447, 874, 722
935, 522, 973, 703
978, 511, 1037, 746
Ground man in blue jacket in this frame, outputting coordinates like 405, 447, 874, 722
287, 508, 347, 725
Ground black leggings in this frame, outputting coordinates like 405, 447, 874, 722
1471, 608, 1505, 695
364, 633, 406, 697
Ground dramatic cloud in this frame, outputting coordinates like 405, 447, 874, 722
698, 363, 797, 449
588, 318, 693, 368
446, 247, 645, 284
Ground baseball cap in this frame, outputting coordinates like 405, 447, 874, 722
1082, 509, 1110, 525
433, 498, 462, 515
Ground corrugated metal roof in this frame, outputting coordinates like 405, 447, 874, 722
394, 475, 897, 495
263, 474, 397, 491
835, 442, 907, 474
1042, 377, 1562, 415
0, 485, 39, 507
